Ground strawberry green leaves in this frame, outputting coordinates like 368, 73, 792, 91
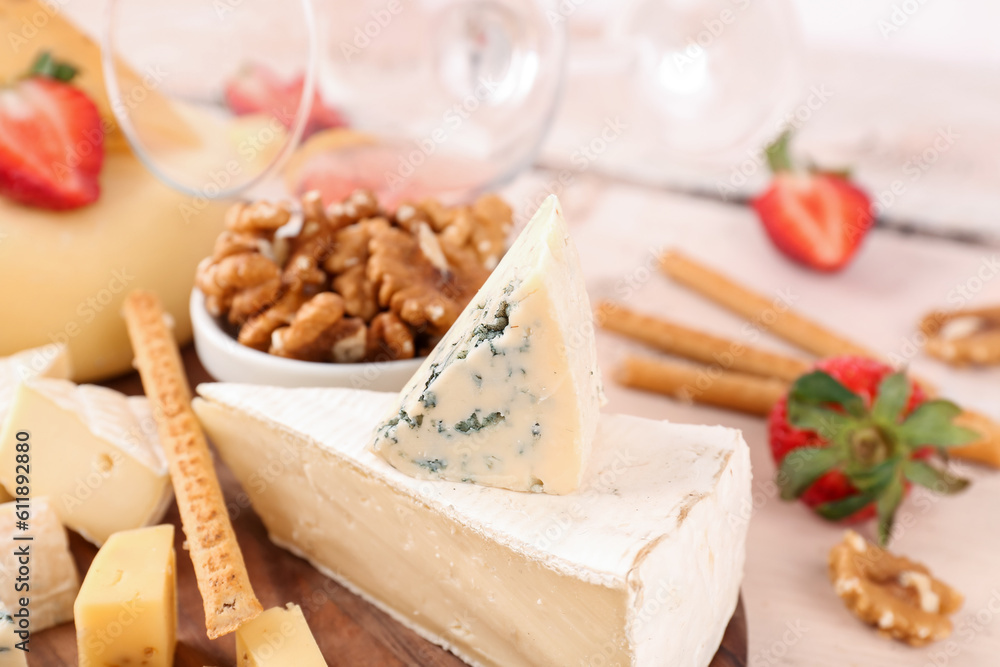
898, 400, 981, 449
776, 368, 975, 546
778, 447, 843, 500
904, 460, 969, 494
29, 51, 78, 83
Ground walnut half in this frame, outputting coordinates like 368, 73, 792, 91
829, 531, 963, 647
921, 306, 1000, 366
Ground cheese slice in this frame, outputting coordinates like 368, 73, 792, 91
0, 379, 172, 545
74, 524, 177, 667
0, 344, 71, 502
0, 497, 79, 632
235, 604, 327, 666
195, 384, 751, 667
372, 195, 604, 494
0, 610, 27, 666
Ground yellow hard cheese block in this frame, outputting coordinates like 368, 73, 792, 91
0, 0, 199, 153
75, 525, 177, 667
0, 610, 27, 666
0, 379, 171, 545
235, 604, 327, 667
0, 497, 79, 632
0, 153, 227, 382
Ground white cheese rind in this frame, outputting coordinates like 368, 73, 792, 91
0, 344, 71, 503
0, 497, 79, 632
0, 344, 70, 427
0, 379, 172, 545
0, 610, 27, 666
195, 383, 751, 667
371, 195, 604, 495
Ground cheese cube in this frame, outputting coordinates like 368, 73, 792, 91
196, 384, 751, 667
0, 497, 78, 632
372, 195, 605, 495
235, 604, 327, 666
74, 525, 177, 667
0, 379, 172, 545
0, 610, 27, 666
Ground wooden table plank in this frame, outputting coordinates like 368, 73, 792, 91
34, 348, 746, 666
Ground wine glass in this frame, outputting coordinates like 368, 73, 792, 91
102, 0, 318, 199
614, 0, 803, 164
102, 0, 567, 206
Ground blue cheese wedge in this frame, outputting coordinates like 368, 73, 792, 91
371, 195, 604, 494
194, 384, 751, 667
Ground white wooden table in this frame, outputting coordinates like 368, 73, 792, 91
502, 170, 1000, 667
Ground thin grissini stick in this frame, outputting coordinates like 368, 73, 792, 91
616, 355, 788, 417
659, 249, 875, 358
616, 354, 994, 467
595, 300, 811, 382
123, 290, 262, 638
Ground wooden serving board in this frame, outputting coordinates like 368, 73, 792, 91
34, 348, 747, 666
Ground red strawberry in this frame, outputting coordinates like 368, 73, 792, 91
770, 356, 976, 545
752, 131, 873, 272
224, 63, 346, 139
0, 52, 103, 210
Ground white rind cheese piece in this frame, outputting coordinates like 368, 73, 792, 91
0, 497, 79, 632
0, 344, 71, 503
0, 379, 172, 545
0, 610, 27, 666
195, 384, 752, 667
0, 343, 71, 426
371, 195, 604, 495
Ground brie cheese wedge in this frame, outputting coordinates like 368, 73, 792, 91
195, 384, 751, 667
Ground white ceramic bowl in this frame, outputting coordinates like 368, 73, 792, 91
190, 289, 423, 391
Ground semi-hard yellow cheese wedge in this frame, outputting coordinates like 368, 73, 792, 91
0, 610, 27, 666
0, 379, 171, 545
235, 604, 328, 666
75, 524, 177, 667
0, 497, 79, 632
195, 383, 751, 667
371, 195, 605, 494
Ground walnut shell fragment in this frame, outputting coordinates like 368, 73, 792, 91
829, 531, 963, 647
921, 306, 1000, 366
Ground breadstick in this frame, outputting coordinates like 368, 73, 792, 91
659, 250, 874, 358
616, 356, 787, 416
123, 291, 262, 638
596, 301, 810, 382
951, 410, 1000, 469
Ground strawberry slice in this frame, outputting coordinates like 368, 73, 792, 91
751, 131, 873, 272
0, 52, 104, 210
224, 63, 347, 139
